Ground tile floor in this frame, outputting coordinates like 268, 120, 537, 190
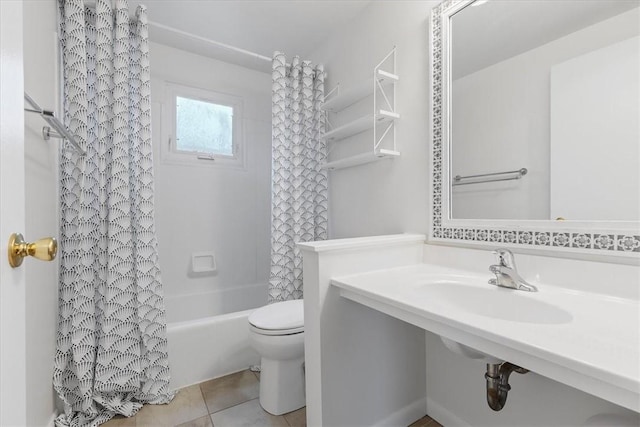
102, 369, 442, 427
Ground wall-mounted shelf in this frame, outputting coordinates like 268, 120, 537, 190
322, 47, 399, 170
322, 70, 399, 113
322, 149, 400, 170
321, 110, 399, 142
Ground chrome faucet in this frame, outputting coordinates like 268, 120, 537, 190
489, 249, 538, 292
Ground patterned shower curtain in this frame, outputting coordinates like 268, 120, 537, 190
269, 52, 328, 302
54, 1, 173, 426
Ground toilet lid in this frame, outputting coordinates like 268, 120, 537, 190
249, 299, 304, 332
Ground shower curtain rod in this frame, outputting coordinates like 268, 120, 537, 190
148, 22, 326, 77
148, 21, 273, 63
82, 2, 271, 62
81, 2, 326, 76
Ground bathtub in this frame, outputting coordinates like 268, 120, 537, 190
165, 283, 267, 389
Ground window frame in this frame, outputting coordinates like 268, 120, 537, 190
162, 82, 245, 168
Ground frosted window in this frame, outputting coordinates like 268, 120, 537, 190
176, 96, 234, 156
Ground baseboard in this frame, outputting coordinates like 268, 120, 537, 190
372, 398, 427, 427
426, 397, 471, 427
176, 366, 256, 391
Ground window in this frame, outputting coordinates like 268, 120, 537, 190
163, 83, 244, 167
176, 97, 233, 156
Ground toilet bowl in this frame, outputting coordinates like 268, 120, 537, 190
248, 299, 305, 415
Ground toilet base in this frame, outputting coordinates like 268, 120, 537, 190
259, 356, 305, 415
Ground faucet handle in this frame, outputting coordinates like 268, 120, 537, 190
493, 248, 516, 268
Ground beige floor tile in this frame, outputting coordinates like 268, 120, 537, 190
134, 384, 209, 427
210, 399, 289, 427
283, 407, 306, 427
175, 415, 214, 427
408, 415, 435, 427
101, 414, 136, 427
200, 370, 260, 414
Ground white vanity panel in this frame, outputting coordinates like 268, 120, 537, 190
299, 234, 428, 427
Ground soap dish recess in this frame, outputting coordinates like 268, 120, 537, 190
191, 252, 216, 273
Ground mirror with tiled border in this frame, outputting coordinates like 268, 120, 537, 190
429, 0, 640, 259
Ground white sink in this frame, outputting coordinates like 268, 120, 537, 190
421, 280, 573, 325
331, 263, 640, 412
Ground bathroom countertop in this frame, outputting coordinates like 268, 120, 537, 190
331, 263, 640, 412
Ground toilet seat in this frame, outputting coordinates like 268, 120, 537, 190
250, 324, 304, 336
249, 300, 304, 336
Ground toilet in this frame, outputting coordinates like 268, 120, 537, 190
248, 299, 305, 415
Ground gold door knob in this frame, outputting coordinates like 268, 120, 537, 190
8, 233, 58, 268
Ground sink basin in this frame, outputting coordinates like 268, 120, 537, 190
420, 280, 573, 325
440, 336, 502, 363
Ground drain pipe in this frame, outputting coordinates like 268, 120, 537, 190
485, 362, 529, 411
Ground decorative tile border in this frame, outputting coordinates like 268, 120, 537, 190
429, 0, 640, 255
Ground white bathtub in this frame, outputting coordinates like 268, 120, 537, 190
166, 283, 266, 389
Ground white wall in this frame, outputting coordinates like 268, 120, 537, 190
308, 0, 435, 239
451, 9, 639, 220
310, 1, 638, 425
23, 0, 60, 425
150, 43, 272, 307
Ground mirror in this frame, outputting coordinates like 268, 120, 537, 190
430, 0, 640, 256
450, 0, 639, 221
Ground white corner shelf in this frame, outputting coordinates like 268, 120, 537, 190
322, 70, 399, 113
321, 110, 400, 142
322, 149, 400, 170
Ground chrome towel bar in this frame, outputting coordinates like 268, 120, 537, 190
24, 93, 85, 155
453, 168, 527, 186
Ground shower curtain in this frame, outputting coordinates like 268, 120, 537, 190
54, 1, 173, 426
269, 52, 328, 302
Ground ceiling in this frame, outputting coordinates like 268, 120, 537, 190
452, 0, 640, 79
128, 0, 372, 73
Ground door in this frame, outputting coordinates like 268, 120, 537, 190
0, 1, 28, 425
